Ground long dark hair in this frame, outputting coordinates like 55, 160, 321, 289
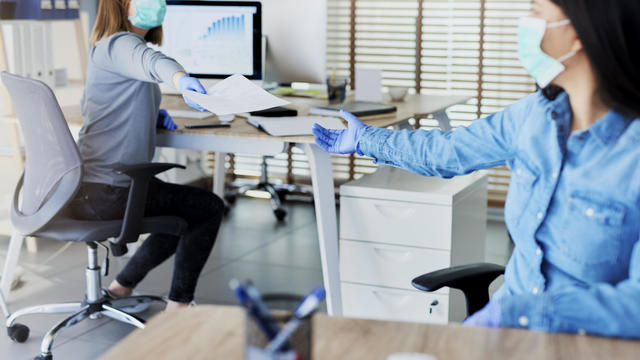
545, 0, 640, 118
91, 0, 163, 47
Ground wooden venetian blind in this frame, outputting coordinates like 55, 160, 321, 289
478, 0, 536, 206
326, 0, 535, 206
226, 0, 535, 207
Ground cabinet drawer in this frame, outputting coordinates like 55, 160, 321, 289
340, 197, 452, 249
342, 282, 448, 324
340, 240, 450, 291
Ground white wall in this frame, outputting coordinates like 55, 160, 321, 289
51, 11, 89, 81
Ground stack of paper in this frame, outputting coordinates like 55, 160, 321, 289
248, 116, 346, 137
182, 74, 290, 116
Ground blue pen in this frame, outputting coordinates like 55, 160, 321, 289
229, 280, 281, 340
266, 287, 326, 353
229, 279, 251, 306
243, 281, 282, 339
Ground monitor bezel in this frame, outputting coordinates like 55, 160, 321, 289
165, 0, 262, 80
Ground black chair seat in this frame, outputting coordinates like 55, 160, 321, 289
34, 216, 188, 243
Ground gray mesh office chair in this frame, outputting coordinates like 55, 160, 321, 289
1, 72, 188, 360
412, 263, 505, 317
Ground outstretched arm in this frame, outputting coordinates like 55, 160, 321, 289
313, 93, 537, 178
92, 32, 184, 85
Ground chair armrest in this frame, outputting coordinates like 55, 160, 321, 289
115, 163, 186, 179
110, 163, 186, 255
412, 263, 505, 317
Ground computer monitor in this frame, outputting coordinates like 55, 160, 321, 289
160, 1, 262, 82
262, 0, 327, 85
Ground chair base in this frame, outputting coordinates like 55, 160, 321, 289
224, 156, 313, 221
227, 182, 308, 221
5, 243, 166, 360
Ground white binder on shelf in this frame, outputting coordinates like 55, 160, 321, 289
1, 21, 55, 89
29, 22, 54, 88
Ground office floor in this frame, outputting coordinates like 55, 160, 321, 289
0, 173, 512, 359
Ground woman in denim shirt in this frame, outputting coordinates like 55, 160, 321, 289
313, 0, 640, 338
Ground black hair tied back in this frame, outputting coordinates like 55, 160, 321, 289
551, 0, 640, 118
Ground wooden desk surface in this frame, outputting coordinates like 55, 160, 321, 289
101, 305, 640, 360
63, 93, 470, 144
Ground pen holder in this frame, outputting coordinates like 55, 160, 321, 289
245, 309, 312, 360
326, 76, 348, 104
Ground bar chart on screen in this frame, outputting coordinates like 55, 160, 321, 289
162, 6, 255, 75
201, 14, 247, 39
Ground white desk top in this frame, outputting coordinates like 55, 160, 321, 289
61, 93, 470, 144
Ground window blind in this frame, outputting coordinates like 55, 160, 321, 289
223, 0, 535, 207
479, 0, 536, 206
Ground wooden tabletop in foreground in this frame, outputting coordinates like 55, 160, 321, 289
101, 305, 640, 360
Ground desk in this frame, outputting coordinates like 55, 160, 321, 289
101, 305, 640, 360
1, 93, 470, 316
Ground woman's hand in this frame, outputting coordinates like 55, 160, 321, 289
157, 109, 178, 131
462, 299, 502, 327
312, 110, 370, 154
177, 74, 208, 112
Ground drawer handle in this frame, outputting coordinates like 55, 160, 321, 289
373, 204, 416, 219
373, 247, 412, 262
371, 290, 410, 306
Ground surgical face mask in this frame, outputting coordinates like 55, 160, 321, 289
129, 0, 166, 29
517, 17, 576, 88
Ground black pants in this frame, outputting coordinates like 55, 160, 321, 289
69, 178, 224, 303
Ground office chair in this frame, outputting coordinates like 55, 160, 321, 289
224, 155, 312, 221
412, 263, 506, 318
1, 72, 188, 360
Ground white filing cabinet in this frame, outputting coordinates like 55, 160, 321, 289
339, 166, 488, 324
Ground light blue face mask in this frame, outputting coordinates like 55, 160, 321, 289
129, 0, 167, 29
517, 17, 576, 88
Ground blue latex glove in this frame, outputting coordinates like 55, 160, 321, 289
462, 299, 502, 327
156, 109, 177, 131
178, 74, 207, 112
312, 110, 371, 154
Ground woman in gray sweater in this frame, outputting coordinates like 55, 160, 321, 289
70, 0, 224, 311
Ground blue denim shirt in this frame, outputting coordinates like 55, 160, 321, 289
357, 91, 640, 339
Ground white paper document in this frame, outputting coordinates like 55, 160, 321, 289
247, 116, 346, 137
181, 74, 289, 116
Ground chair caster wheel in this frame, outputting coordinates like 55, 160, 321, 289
276, 189, 288, 203
34, 354, 52, 360
224, 194, 237, 205
274, 208, 287, 221
7, 323, 30, 343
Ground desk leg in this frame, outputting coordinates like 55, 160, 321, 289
212, 152, 227, 198
301, 143, 342, 316
433, 110, 453, 131
392, 119, 414, 131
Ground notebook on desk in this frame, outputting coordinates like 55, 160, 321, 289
247, 116, 345, 137
309, 101, 397, 117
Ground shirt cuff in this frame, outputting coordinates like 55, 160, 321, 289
156, 59, 186, 87
356, 126, 394, 161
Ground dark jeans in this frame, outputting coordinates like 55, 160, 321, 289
69, 178, 224, 303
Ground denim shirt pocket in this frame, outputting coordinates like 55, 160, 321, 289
560, 191, 628, 266
504, 159, 539, 228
